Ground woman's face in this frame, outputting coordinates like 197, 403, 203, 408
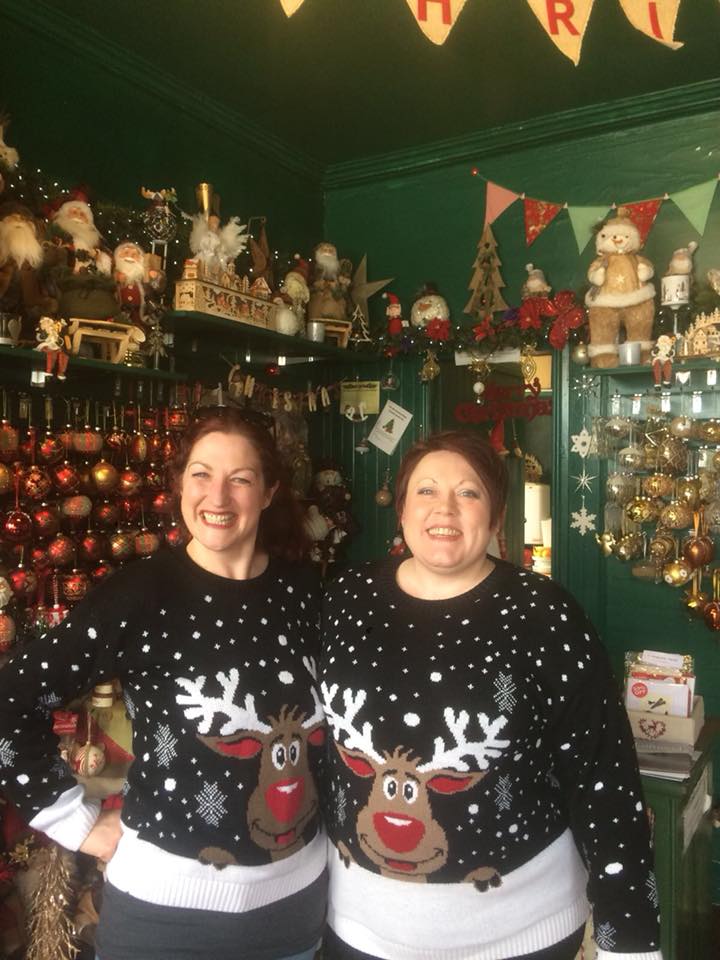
400, 450, 497, 580
180, 431, 276, 562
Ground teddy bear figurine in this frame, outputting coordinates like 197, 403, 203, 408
585, 207, 655, 368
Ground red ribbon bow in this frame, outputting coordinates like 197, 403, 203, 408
547, 291, 584, 350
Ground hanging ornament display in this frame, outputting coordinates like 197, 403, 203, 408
375, 471, 393, 508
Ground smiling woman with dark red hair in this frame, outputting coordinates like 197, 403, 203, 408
319, 430, 662, 960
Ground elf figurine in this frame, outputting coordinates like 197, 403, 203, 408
35, 315, 69, 379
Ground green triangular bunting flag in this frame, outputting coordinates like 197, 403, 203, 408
567, 205, 610, 252
670, 179, 718, 236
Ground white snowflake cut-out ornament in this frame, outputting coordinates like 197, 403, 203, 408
570, 427, 593, 459
570, 504, 596, 536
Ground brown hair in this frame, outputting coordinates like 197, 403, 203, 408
170, 408, 309, 563
394, 430, 508, 528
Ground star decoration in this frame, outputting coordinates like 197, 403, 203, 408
351, 255, 393, 324
572, 467, 596, 493
572, 374, 599, 398
570, 503, 597, 536
570, 427, 593, 459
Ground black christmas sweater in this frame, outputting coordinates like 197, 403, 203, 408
319, 559, 662, 960
0, 548, 327, 917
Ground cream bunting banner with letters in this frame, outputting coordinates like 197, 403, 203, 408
525, 0, 596, 65
405, 0, 469, 45
279, 0, 306, 15
618, 0, 683, 49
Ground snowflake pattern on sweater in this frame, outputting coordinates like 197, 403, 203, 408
0, 549, 324, 868
320, 559, 661, 957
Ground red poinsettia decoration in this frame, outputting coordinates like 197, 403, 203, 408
518, 296, 555, 331
547, 290, 584, 349
472, 316, 494, 342
425, 317, 450, 342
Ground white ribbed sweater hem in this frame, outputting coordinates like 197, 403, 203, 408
105, 824, 326, 913
596, 953, 663, 960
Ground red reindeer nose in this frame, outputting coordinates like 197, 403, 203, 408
265, 778, 305, 823
373, 812, 425, 853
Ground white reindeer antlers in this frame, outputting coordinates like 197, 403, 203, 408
175, 669, 273, 736
417, 709, 510, 773
321, 683, 385, 764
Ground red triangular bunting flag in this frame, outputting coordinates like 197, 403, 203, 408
524, 198, 563, 246
618, 198, 663, 246
484, 181, 520, 227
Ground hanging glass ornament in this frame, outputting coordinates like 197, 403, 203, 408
47, 533, 75, 568
91, 561, 115, 584
150, 491, 174, 515
375, 472, 393, 508
91, 458, 119, 495
78, 531, 107, 565
22, 464, 53, 501
94, 500, 121, 529
419, 349, 440, 382
63, 568, 91, 604
164, 521, 187, 549
142, 195, 178, 245
32, 502, 61, 539
469, 356, 490, 404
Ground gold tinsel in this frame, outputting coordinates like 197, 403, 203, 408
26, 843, 78, 960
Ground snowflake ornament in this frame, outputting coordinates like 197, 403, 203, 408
570, 502, 596, 536
570, 427, 593, 459
572, 467, 596, 494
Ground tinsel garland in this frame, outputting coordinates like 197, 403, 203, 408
26, 843, 78, 960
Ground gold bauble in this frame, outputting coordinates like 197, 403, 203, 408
656, 438, 688, 474
614, 533, 643, 562
606, 472, 635, 505
658, 500, 693, 530
571, 343, 590, 365
669, 415, 694, 439
375, 485, 393, 508
91, 459, 120, 494
700, 420, 720, 444
676, 477, 701, 509
642, 473, 673, 499
662, 558, 693, 587
625, 496, 659, 524
648, 533, 675, 564
617, 444, 645, 471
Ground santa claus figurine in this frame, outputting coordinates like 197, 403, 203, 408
35, 315, 69, 380
50, 198, 112, 276
113, 241, 165, 326
383, 292, 404, 337
0, 201, 56, 337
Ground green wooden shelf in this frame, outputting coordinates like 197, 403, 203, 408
167, 310, 379, 364
577, 356, 720, 378
0, 344, 185, 381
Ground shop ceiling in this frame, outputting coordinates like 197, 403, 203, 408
15, 0, 720, 167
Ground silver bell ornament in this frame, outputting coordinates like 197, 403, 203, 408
571, 342, 590, 365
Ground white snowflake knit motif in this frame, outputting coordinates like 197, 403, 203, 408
153, 724, 178, 768
0, 738, 17, 768
646, 872, 659, 908
594, 922, 617, 950
570, 427, 593, 459
494, 774, 513, 812
36, 692, 62, 715
335, 784, 348, 825
570, 505, 596, 536
195, 781, 228, 827
122, 690, 137, 719
493, 672, 517, 713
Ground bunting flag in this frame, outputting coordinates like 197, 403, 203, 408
525, 0, 596, 65
619, 198, 664, 245
567, 204, 611, 252
618, 0, 683, 49
669, 179, 718, 235
524, 197, 563, 246
484, 181, 520, 228
405, 0, 469, 44
279, 0, 306, 14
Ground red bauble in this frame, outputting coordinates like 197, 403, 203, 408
52, 461, 80, 495
93, 500, 120, 529
151, 490, 174, 515
147, 433, 163, 460
109, 530, 135, 561
135, 528, 160, 557
168, 407, 188, 431
118, 496, 141, 524
30, 545, 51, 570
19, 431, 37, 463
90, 561, 114, 583
144, 463, 165, 491
3, 509, 33, 543
118, 468, 142, 496
78, 531, 106, 564
105, 427, 125, 455
71, 428, 104, 456
128, 432, 148, 464
0, 611, 16, 653
0, 463, 11, 495
160, 435, 176, 462
8, 564, 38, 600
77, 461, 95, 496
62, 568, 90, 604
91, 459, 119, 495
22, 465, 53, 501
47, 533, 75, 568
164, 523, 187, 548
37, 432, 64, 465
32, 502, 61, 538
0, 420, 19, 461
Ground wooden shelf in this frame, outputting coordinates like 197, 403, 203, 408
580, 356, 720, 377
0, 344, 185, 381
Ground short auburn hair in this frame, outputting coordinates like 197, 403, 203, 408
170, 408, 309, 563
394, 430, 508, 528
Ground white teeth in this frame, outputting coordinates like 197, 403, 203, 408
428, 527, 460, 536
278, 783, 298, 794
202, 512, 234, 525
384, 815, 413, 827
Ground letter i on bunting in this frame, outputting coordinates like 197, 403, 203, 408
405, 0, 469, 45
618, 0, 683, 49
525, 0, 596, 65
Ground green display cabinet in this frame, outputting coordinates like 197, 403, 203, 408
640, 721, 718, 960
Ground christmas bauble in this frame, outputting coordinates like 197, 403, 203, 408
135, 528, 161, 557
150, 491, 174, 515
683, 534, 715, 568
617, 444, 645, 471
90, 560, 114, 583
0, 611, 16, 653
105, 427, 125, 455
676, 477, 701, 509
19, 431, 37, 464
605, 472, 634, 505
93, 500, 120, 529
158, 435, 176, 462
0, 420, 19, 460
642, 473, 673, 499
648, 533, 675, 565
375, 485, 393, 507
669, 415, 694, 440
704, 601, 720, 631
168, 407, 188, 431
144, 463, 165, 491
118, 468, 142, 496
147, 433, 163, 461
3, 509, 33, 543
22, 465, 53, 501
109, 530, 135, 561
128, 432, 148, 464
29, 545, 51, 570
70, 741, 106, 777
656, 438, 687, 474
683, 587, 710, 618
605, 417, 631, 440
624, 496, 659, 525
47, 533, 75, 568
700, 420, 720, 444
78, 532, 106, 565
570, 343, 590, 365
91, 459, 119, 495
8, 564, 37, 599
71, 428, 104, 455
0, 463, 11, 495
659, 500, 693, 529
663, 558, 693, 586
142, 203, 177, 243
37, 432, 64, 465
61, 495, 93, 521
614, 533, 643, 562
164, 522, 187, 548
118, 497, 142, 524
62, 568, 90, 604
52, 461, 80, 495
32, 502, 61, 538
76, 460, 96, 496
